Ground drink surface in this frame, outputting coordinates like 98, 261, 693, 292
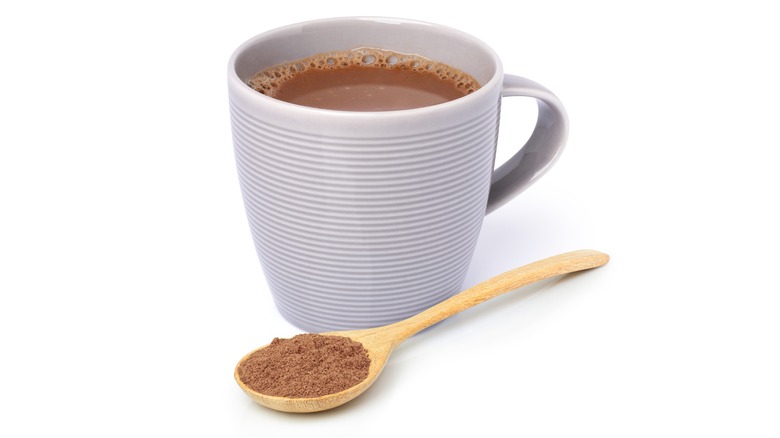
248, 48, 480, 111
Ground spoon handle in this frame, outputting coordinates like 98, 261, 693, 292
384, 249, 609, 343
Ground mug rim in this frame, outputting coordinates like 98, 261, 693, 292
227, 16, 504, 117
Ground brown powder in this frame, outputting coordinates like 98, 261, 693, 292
236, 334, 371, 398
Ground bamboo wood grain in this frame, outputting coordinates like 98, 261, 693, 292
235, 249, 609, 413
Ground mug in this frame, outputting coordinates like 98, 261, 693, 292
228, 17, 568, 332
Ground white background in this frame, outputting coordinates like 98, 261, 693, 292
2, 1, 778, 436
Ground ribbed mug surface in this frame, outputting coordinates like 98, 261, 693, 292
230, 97, 498, 331
228, 17, 568, 332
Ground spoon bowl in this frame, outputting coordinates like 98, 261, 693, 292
235, 249, 609, 413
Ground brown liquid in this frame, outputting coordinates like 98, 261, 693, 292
248, 48, 480, 111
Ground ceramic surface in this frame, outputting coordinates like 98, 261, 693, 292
227, 17, 568, 332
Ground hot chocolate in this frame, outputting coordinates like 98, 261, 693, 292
248, 48, 480, 111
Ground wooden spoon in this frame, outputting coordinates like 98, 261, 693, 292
235, 249, 609, 413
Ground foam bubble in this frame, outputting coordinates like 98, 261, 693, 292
247, 47, 481, 98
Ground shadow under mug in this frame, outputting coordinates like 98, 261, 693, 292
228, 17, 568, 332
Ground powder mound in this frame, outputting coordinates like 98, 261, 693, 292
237, 334, 371, 398
247, 47, 480, 97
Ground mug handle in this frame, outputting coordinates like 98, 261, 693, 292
486, 74, 569, 214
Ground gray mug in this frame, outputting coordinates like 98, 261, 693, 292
228, 17, 568, 332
